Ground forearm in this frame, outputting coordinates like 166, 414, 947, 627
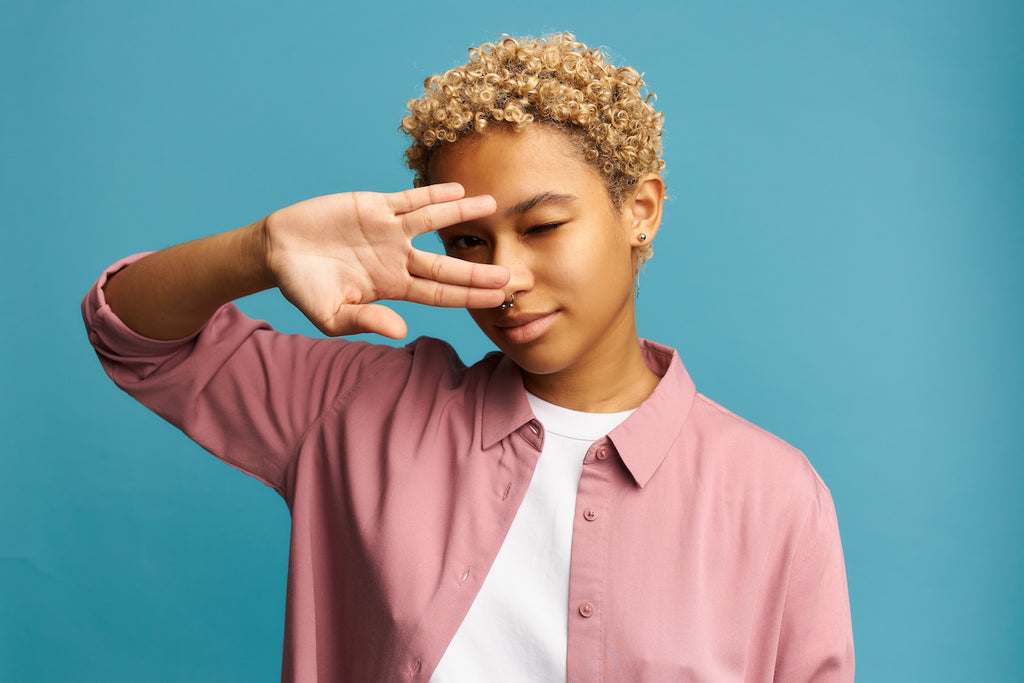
103, 219, 274, 340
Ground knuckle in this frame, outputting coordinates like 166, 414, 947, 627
430, 256, 444, 280
420, 209, 435, 231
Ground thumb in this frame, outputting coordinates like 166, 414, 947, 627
317, 303, 408, 339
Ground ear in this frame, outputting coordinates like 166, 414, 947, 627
625, 174, 665, 246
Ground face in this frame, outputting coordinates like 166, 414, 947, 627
429, 124, 650, 385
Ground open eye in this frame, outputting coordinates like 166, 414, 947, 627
443, 234, 485, 251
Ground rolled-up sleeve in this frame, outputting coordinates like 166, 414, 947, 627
82, 254, 400, 499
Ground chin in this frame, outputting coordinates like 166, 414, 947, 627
492, 343, 571, 377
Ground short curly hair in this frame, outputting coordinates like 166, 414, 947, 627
401, 33, 665, 262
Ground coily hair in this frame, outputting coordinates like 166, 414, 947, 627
401, 33, 665, 263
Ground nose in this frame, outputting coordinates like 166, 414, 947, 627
490, 239, 534, 300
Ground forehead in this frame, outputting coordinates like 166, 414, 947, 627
427, 124, 608, 202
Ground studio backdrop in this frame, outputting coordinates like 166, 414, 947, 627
2, 1, 1021, 680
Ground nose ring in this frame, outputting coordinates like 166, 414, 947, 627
499, 293, 515, 311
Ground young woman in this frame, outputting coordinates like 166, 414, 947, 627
84, 34, 854, 681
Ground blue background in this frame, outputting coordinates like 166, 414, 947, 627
2, 1, 1021, 680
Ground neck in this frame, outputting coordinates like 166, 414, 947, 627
523, 333, 661, 413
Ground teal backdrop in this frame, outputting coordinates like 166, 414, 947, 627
2, 1, 1022, 680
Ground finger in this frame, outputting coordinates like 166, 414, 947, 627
319, 303, 408, 339
407, 249, 510, 288
400, 194, 497, 237
385, 183, 465, 215
403, 278, 507, 310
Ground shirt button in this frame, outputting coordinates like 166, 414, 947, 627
595, 447, 609, 460
579, 601, 595, 618
583, 507, 599, 521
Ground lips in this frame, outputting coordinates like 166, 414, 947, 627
494, 311, 558, 345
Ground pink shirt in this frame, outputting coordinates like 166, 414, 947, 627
83, 255, 854, 682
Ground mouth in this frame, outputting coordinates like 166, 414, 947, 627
494, 311, 558, 345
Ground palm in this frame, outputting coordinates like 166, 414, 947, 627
265, 184, 508, 338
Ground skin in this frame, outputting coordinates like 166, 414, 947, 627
429, 124, 665, 412
103, 184, 510, 340
102, 124, 664, 413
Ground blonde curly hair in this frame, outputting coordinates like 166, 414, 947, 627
401, 33, 665, 262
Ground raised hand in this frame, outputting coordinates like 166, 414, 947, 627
264, 183, 509, 338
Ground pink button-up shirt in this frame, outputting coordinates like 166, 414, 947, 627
84, 255, 854, 682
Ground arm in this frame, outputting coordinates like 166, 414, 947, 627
87, 183, 509, 493
103, 183, 509, 340
774, 492, 855, 682
102, 222, 272, 340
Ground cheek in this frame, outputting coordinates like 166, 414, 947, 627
557, 228, 633, 285
466, 310, 509, 351
468, 308, 487, 324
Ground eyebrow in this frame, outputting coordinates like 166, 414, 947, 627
506, 192, 578, 217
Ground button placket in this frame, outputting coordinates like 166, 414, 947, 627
568, 437, 616, 679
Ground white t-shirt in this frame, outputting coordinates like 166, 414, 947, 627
431, 393, 634, 682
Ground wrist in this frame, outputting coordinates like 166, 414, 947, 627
241, 218, 277, 292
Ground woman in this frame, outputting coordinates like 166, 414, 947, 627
84, 34, 853, 681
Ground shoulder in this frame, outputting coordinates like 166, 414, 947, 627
325, 335, 505, 401
686, 392, 833, 513
402, 336, 503, 383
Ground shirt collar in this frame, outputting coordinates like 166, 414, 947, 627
609, 340, 696, 487
481, 340, 697, 488
481, 353, 537, 449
